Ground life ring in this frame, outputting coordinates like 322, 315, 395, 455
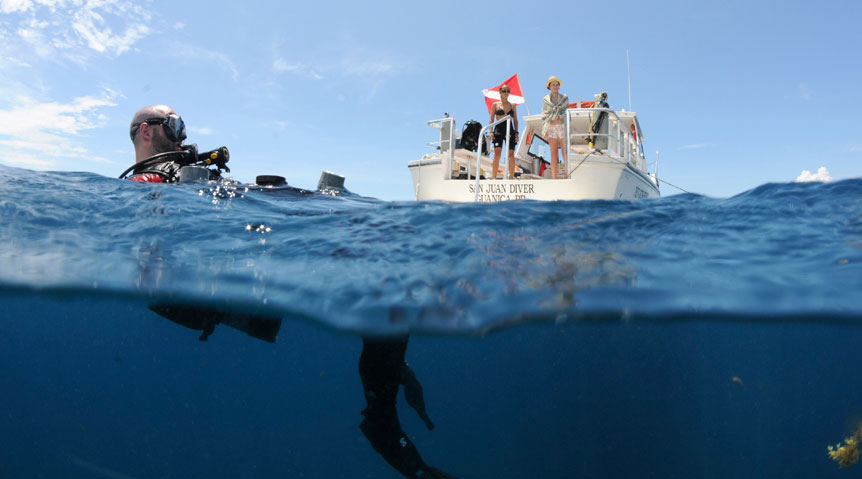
630, 124, 637, 141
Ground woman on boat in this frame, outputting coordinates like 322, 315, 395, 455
541, 76, 568, 179
488, 84, 519, 180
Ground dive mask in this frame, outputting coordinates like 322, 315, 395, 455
130, 114, 187, 143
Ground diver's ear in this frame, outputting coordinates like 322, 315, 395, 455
139, 122, 152, 142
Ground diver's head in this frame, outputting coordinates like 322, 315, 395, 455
130, 105, 187, 162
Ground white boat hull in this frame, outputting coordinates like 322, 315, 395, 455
408, 153, 659, 202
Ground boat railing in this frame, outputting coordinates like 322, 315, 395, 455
427, 117, 456, 179
473, 116, 514, 179
473, 116, 514, 199
564, 108, 644, 171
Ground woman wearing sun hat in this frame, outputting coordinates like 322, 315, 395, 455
541, 76, 569, 179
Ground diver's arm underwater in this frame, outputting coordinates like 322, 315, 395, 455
359, 337, 454, 479
148, 304, 282, 342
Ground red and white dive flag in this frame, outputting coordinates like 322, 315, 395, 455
482, 74, 525, 114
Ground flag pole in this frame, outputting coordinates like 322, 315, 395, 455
518, 75, 531, 116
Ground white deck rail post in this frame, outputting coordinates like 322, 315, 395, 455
448, 117, 455, 178
474, 125, 487, 202
565, 109, 571, 177
427, 117, 457, 182
504, 118, 511, 180
474, 116, 515, 202
616, 119, 621, 158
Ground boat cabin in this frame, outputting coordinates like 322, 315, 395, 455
408, 102, 659, 202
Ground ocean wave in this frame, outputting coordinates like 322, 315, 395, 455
0, 164, 859, 334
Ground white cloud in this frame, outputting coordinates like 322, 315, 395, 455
0, 89, 119, 170
798, 83, 812, 101
2, 56, 31, 67
678, 143, 713, 150
0, 0, 153, 63
270, 39, 399, 102
71, 7, 150, 55
173, 43, 239, 82
188, 126, 214, 136
338, 57, 394, 76
273, 58, 324, 80
272, 55, 395, 81
17, 23, 56, 58
0, 0, 33, 14
796, 166, 832, 182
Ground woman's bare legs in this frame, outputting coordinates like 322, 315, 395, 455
560, 141, 568, 178
549, 138, 560, 179
492, 146, 502, 179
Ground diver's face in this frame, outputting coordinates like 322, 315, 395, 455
150, 125, 181, 154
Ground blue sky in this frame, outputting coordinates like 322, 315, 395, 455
0, 0, 859, 199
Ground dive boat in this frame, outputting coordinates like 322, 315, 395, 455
408, 96, 660, 202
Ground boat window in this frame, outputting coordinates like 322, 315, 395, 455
527, 134, 550, 163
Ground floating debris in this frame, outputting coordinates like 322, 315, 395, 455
828, 424, 862, 468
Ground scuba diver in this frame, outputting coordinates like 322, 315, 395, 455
123, 104, 229, 183
126, 105, 454, 478
127, 104, 189, 182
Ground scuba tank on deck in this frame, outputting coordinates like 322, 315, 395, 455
459, 120, 483, 153
587, 92, 609, 150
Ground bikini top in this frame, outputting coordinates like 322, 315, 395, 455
495, 106, 515, 117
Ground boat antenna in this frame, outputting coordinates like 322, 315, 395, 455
626, 50, 632, 112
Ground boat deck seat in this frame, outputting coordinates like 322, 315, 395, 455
449, 148, 493, 178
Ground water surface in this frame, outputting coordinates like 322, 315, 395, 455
1, 164, 860, 477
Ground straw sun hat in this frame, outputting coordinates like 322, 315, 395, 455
546, 76, 562, 89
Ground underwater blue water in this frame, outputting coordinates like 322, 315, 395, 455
0, 163, 860, 478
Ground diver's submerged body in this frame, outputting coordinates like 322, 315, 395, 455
128, 105, 453, 478
359, 337, 453, 478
